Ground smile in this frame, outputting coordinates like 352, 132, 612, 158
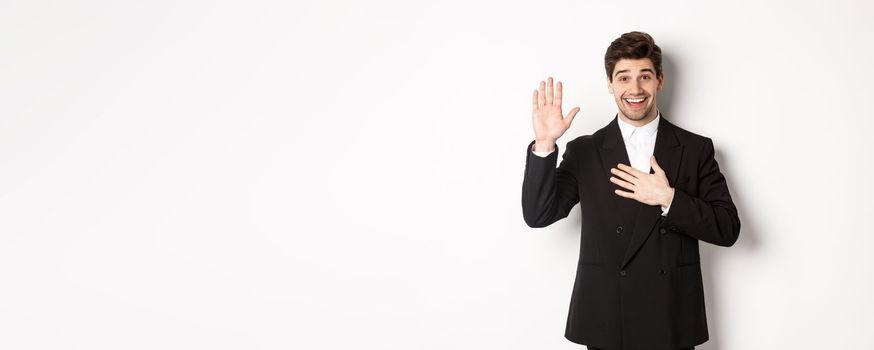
624, 97, 646, 108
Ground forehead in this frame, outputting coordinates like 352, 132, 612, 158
613, 58, 655, 75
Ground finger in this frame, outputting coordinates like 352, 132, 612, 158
611, 167, 638, 183
610, 176, 636, 191
546, 76, 554, 105
555, 80, 563, 108
614, 189, 635, 199
617, 163, 647, 177
565, 107, 580, 125
650, 156, 664, 174
539, 80, 546, 107
532, 89, 539, 112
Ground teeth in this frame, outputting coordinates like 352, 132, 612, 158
625, 98, 645, 103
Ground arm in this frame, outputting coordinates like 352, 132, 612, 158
522, 76, 581, 228
662, 139, 741, 247
521, 140, 580, 228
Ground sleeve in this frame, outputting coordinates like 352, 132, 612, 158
531, 145, 554, 158
521, 139, 581, 228
661, 138, 741, 246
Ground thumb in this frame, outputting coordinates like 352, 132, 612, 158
565, 107, 580, 126
650, 156, 664, 173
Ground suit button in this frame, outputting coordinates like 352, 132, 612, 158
660, 228, 667, 234
619, 270, 627, 276
659, 269, 666, 275
616, 226, 624, 234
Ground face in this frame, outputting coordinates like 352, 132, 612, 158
607, 58, 664, 125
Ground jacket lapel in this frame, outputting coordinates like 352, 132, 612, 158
620, 116, 684, 269
598, 116, 639, 223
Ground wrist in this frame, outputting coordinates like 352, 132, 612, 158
533, 139, 556, 153
662, 187, 675, 208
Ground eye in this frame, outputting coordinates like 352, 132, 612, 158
619, 77, 628, 82
641, 75, 650, 80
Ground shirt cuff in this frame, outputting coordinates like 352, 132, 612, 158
532, 150, 552, 157
530, 143, 554, 157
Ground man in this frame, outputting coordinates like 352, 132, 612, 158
521, 31, 740, 350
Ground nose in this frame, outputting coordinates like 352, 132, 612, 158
630, 79, 644, 95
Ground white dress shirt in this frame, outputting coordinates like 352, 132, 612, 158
531, 111, 672, 215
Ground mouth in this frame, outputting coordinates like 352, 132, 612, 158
623, 97, 647, 109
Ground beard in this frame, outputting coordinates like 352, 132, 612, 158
620, 104, 653, 121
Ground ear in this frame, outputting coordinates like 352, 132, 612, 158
607, 76, 614, 94
657, 73, 664, 91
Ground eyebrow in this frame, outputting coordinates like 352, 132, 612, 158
614, 68, 656, 77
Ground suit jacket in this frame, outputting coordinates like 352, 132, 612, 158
521, 115, 740, 350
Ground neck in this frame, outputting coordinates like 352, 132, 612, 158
618, 107, 659, 127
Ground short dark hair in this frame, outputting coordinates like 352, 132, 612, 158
604, 31, 662, 82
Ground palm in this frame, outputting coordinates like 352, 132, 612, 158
533, 104, 569, 141
532, 77, 580, 142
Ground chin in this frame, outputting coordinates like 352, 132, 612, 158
623, 110, 648, 120
621, 106, 654, 121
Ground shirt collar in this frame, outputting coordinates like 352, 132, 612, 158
617, 111, 660, 141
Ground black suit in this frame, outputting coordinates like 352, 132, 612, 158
521, 115, 740, 350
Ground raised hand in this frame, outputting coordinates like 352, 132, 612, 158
532, 76, 581, 152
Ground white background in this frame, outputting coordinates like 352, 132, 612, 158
1, 0, 872, 349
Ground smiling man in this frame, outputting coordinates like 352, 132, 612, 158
521, 31, 740, 350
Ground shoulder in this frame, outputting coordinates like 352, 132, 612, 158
567, 134, 595, 148
565, 119, 613, 150
666, 120, 715, 154
663, 120, 721, 170
561, 133, 599, 159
